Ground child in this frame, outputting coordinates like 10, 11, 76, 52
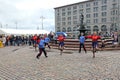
44, 34, 51, 49
36, 36, 48, 59
79, 33, 87, 53
101, 38, 105, 51
57, 34, 65, 55
86, 32, 101, 58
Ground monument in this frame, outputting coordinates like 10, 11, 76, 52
78, 13, 89, 37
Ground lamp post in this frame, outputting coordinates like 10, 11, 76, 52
15, 22, 18, 29
40, 16, 45, 30
37, 26, 39, 30
118, 0, 120, 30
0, 23, 2, 28
6, 24, 8, 29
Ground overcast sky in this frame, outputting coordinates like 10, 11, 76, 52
0, 0, 86, 32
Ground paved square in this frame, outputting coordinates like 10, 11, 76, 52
0, 46, 120, 80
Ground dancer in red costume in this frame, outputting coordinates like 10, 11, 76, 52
86, 32, 101, 58
57, 34, 65, 55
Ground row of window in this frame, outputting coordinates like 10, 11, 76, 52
57, 10, 119, 22
59, 8, 118, 17
57, 16, 119, 26
58, 13, 108, 21
59, 13, 107, 20
59, 6, 107, 16
57, 1, 118, 13
60, 0, 109, 12
57, 25, 108, 32
57, 24, 118, 32
57, 27, 118, 32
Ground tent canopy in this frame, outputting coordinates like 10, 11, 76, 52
55, 32, 67, 37
0, 28, 50, 35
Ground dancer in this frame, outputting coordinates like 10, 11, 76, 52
79, 33, 87, 53
36, 36, 48, 59
86, 32, 101, 58
101, 38, 105, 51
33, 34, 37, 51
57, 34, 65, 55
44, 34, 51, 49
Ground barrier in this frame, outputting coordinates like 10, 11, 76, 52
50, 38, 120, 50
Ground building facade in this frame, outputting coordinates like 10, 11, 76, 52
54, 0, 120, 38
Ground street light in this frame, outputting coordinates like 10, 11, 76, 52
0, 23, 2, 28
40, 16, 45, 30
6, 24, 8, 29
15, 22, 18, 29
118, 0, 120, 30
37, 26, 39, 30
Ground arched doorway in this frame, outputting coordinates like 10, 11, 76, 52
110, 23, 118, 32
93, 25, 99, 33
62, 27, 66, 32
67, 27, 72, 32
73, 27, 77, 31
101, 25, 107, 32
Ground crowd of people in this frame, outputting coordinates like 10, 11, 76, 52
0, 31, 120, 58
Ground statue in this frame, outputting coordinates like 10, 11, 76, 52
80, 13, 84, 25
78, 13, 88, 37
80, 13, 85, 30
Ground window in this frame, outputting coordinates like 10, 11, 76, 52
102, 12, 107, 16
62, 17, 66, 21
86, 14, 91, 18
57, 17, 61, 21
87, 26, 91, 29
86, 3, 90, 7
57, 23, 60, 26
73, 16, 77, 20
94, 13, 98, 17
102, 0, 107, 4
111, 10, 117, 15
57, 27, 61, 32
62, 27, 66, 32
67, 7, 71, 10
73, 21, 77, 24
57, 9, 59, 12
62, 22, 66, 25
73, 10, 77, 15
86, 8, 91, 13
57, 13, 60, 16
94, 19, 98, 23
93, 7, 98, 12
67, 27, 72, 32
79, 9, 84, 14
68, 22, 71, 25
79, 4, 84, 8
73, 27, 77, 31
111, 17, 118, 21
93, 26, 99, 32
101, 18, 107, 23
67, 12, 71, 15
93, 1, 98, 6
113, 0, 116, 2
101, 25, 107, 31
111, 17, 115, 21
62, 13, 65, 16
112, 3, 117, 9
67, 17, 71, 21
62, 8, 65, 11
86, 20, 91, 23
73, 5, 77, 9
86, 26, 91, 32
101, 5, 107, 11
